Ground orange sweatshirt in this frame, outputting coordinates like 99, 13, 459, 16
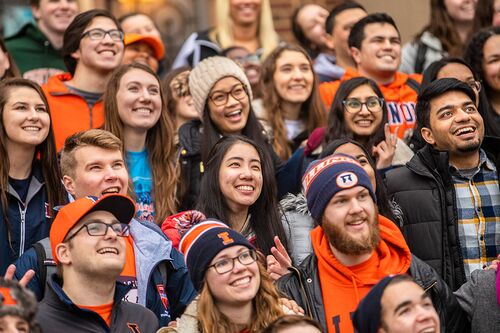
319, 68, 422, 139
311, 215, 412, 333
42, 73, 104, 151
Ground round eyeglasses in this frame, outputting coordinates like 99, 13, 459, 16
208, 249, 257, 274
65, 221, 130, 242
209, 85, 247, 106
81, 28, 124, 42
343, 97, 384, 114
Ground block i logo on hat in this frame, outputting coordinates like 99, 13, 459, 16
337, 171, 359, 188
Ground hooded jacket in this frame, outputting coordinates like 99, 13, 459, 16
319, 68, 422, 140
38, 274, 159, 333
14, 218, 196, 327
276, 215, 469, 333
0, 162, 50, 275
42, 73, 104, 151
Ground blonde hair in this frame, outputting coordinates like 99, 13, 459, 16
197, 260, 284, 333
212, 0, 279, 59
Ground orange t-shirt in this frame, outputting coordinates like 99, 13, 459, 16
311, 215, 412, 333
118, 236, 139, 303
78, 302, 113, 326
319, 68, 422, 140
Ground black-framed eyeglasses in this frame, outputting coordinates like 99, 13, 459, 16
466, 80, 481, 93
343, 96, 384, 114
65, 221, 130, 242
209, 84, 248, 106
81, 28, 124, 42
208, 249, 257, 274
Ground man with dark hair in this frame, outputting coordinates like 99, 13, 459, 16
386, 78, 500, 291
14, 129, 196, 327
319, 13, 422, 141
5, 0, 79, 84
353, 275, 441, 333
277, 154, 467, 333
36, 194, 159, 332
42, 9, 124, 151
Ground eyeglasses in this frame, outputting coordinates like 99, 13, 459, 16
466, 80, 481, 93
209, 85, 248, 106
65, 221, 130, 242
343, 97, 384, 114
81, 28, 124, 42
233, 53, 261, 65
208, 249, 257, 274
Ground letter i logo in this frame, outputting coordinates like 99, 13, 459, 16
218, 232, 235, 245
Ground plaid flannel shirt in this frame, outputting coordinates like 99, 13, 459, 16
451, 149, 500, 280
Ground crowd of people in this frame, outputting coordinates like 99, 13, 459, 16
0, 0, 499, 332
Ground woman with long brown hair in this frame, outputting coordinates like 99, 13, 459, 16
160, 220, 296, 333
0, 78, 65, 275
0, 37, 21, 80
104, 63, 178, 224
260, 43, 326, 161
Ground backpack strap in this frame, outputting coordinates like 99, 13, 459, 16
406, 77, 421, 94
414, 42, 428, 74
33, 238, 56, 298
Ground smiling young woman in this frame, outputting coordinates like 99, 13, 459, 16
104, 63, 178, 224
0, 78, 66, 275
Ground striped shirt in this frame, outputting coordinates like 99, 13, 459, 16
451, 150, 500, 280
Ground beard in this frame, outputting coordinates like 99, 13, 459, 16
323, 214, 380, 256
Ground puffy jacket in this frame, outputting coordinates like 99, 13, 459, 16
14, 218, 196, 327
171, 29, 222, 69
5, 23, 65, 83
38, 274, 159, 333
385, 137, 500, 291
0, 162, 51, 275
42, 73, 104, 151
319, 68, 422, 140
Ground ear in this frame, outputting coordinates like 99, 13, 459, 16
70, 49, 81, 62
31, 5, 41, 21
55, 243, 72, 265
377, 327, 387, 333
63, 175, 76, 196
420, 127, 435, 145
325, 34, 335, 51
350, 46, 362, 65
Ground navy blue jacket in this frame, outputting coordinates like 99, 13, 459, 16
15, 218, 196, 327
0, 162, 51, 275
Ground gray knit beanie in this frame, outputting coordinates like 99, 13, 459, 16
189, 56, 253, 118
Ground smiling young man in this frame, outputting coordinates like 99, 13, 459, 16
353, 275, 441, 333
5, 0, 79, 84
42, 9, 124, 151
319, 13, 422, 141
276, 154, 468, 333
36, 194, 159, 332
13, 129, 196, 327
386, 78, 500, 291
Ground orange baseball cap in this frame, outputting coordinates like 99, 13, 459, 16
49, 194, 136, 263
124, 33, 165, 60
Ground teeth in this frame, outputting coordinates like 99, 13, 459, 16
100, 50, 115, 56
455, 127, 474, 135
23, 126, 40, 131
134, 108, 152, 114
227, 110, 241, 117
355, 120, 373, 126
102, 187, 120, 194
236, 185, 254, 191
231, 277, 250, 286
98, 247, 118, 255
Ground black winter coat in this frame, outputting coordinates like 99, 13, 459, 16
276, 253, 470, 333
385, 137, 500, 291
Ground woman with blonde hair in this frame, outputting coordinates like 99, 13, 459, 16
160, 220, 295, 333
172, 0, 279, 68
260, 43, 326, 160
104, 63, 178, 224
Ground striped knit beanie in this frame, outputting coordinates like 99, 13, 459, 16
188, 56, 253, 118
179, 219, 255, 291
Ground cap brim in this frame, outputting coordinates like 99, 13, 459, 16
86, 195, 136, 225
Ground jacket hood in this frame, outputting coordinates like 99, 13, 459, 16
311, 214, 412, 288
280, 192, 310, 215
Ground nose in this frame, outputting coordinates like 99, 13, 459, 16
455, 107, 472, 122
291, 67, 304, 80
231, 258, 247, 273
358, 103, 370, 115
415, 305, 436, 323
139, 88, 152, 102
103, 224, 119, 240
27, 107, 40, 121
104, 166, 119, 181
101, 32, 115, 44
348, 198, 364, 214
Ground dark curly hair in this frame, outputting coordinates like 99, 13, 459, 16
0, 278, 41, 333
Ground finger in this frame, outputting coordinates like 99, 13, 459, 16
18, 270, 35, 287
271, 247, 292, 268
392, 126, 400, 146
269, 272, 282, 281
3, 264, 16, 280
384, 123, 392, 141
378, 141, 389, 153
273, 236, 292, 262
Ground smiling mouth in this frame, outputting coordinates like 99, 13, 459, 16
354, 119, 374, 127
230, 276, 251, 286
99, 50, 116, 56
97, 247, 119, 255
226, 110, 242, 118
22, 126, 41, 131
133, 107, 153, 114
454, 126, 476, 136
236, 185, 254, 191
102, 187, 121, 195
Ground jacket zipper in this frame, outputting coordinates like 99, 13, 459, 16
19, 203, 27, 256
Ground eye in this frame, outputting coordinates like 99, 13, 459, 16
346, 99, 361, 109
148, 87, 160, 95
366, 97, 381, 108
398, 307, 410, 316
228, 161, 241, 167
112, 161, 124, 169
438, 111, 453, 119
128, 85, 140, 92
89, 165, 102, 171
280, 65, 292, 73
251, 164, 261, 172
358, 192, 369, 200
214, 258, 231, 270
357, 157, 369, 166
36, 106, 47, 113
464, 106, 477, 113
211, 93, 226, 103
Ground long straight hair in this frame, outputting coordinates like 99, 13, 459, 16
104, 63, 179, 223
197, 135, 288, 256
0, 79, 66, 242
212, 0, 279, 59
324, 77, 387, 152
0, 38, 21, 79
261, 43, 326, 160
198, 259, 285, 333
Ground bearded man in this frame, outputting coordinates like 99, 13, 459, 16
276, 154, 469, 333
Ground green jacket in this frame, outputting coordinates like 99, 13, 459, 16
5, 23, 66, 84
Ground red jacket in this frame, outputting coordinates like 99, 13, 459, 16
319, 68, 422, 139
42, 73, 104, 151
